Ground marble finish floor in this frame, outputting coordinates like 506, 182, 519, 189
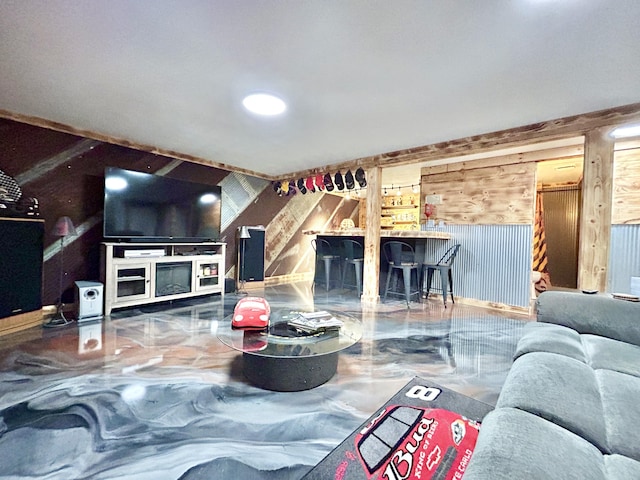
0, 283, 533, 479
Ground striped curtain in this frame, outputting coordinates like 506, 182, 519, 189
533, 193, 549, 274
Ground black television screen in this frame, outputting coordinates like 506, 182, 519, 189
103, 167, 222, 242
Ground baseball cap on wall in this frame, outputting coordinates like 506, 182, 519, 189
324, 173, 335, 192
334, 172, 345, 191
345, 170, 355, 190
297, 178, 307, 194
306, 176, 316, 193
355, 167, 367, 188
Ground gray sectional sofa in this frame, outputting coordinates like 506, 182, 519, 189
465, 290, 640, 479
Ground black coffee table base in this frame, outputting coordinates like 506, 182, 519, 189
242, 351, 339, 392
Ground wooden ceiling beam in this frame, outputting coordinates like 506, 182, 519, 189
286, 102, 640, 180
0, 108, 272, 180
3, 102, 640, 182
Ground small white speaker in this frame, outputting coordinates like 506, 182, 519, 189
75, 281, 104, 321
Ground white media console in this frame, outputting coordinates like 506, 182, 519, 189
101, 242, 226, 315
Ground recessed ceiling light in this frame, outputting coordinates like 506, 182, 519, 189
611, 124, 640, 139
242, 93, 286, 116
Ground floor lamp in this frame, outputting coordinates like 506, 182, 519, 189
44, 216, 77, 328
237, 226, 251, 295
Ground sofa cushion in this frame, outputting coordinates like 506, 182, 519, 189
536, 291, 640, 347
514, 325, 640, 379
514, 322, 587, 362
604, 454, 640, 478
597, 370, 640, 462
496, 351, 609, 453
583, 335, 640, 378
464, 407, 606, 480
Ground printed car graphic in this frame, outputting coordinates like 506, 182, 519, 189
354, 405, 480, 480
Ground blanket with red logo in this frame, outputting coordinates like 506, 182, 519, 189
303, 377, 493, 480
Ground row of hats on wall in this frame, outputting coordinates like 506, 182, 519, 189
273, 167, 367, 196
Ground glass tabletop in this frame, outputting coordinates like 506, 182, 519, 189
217, 308, 363, 358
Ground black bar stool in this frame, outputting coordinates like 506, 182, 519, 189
311, 238, 341, 291
423, 244, 461, 307
383, 241, 422, 307
340, 239, 364, 297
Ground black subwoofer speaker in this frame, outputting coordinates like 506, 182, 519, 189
0, 218, 44, 318
238, 227, 265, 283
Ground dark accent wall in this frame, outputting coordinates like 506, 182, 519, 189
0, 118, 359, 306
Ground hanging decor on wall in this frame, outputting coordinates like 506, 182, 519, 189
271, 168, 368, 197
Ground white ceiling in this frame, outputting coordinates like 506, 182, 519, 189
1, 1, 639, 186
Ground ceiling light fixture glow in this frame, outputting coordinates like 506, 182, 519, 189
611, 124, 640, 139
242, 93, 286, 116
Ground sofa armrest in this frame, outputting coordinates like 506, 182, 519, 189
536, 291, 640, 347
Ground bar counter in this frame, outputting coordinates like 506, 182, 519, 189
303, 229, 451, 240
304, 229, 453, 303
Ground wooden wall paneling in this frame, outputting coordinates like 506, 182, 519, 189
421, 163, 537, 225
420, 145, 584, 177
0, 310, 43, 336
358, 199, 366, 227
362, 167, 382, 304
263, 193, 324, 278
612, 148, 640, 225
264, 193, 353, 279
578, 128, 614, 291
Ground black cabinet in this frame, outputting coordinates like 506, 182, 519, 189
0, 218, 44, 318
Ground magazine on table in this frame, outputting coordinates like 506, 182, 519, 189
612, 292, 640, 302
288, 311, 344, 333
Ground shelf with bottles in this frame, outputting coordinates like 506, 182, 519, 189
380, 194, 420, 230
381, 193, 419, 209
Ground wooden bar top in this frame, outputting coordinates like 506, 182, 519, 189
303, 229, 451, 240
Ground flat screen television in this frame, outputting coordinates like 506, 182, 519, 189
103, 167, 222, 242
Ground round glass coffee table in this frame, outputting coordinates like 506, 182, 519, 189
217, 308, 362, 391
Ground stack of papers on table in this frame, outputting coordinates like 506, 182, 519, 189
288, 311, 344, 333
612, 292, 640, 302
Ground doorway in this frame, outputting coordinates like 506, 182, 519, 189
536, 159, 583, 289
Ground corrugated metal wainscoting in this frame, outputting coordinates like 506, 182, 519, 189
609, 224, 640, 294
421, 224, 532, 309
